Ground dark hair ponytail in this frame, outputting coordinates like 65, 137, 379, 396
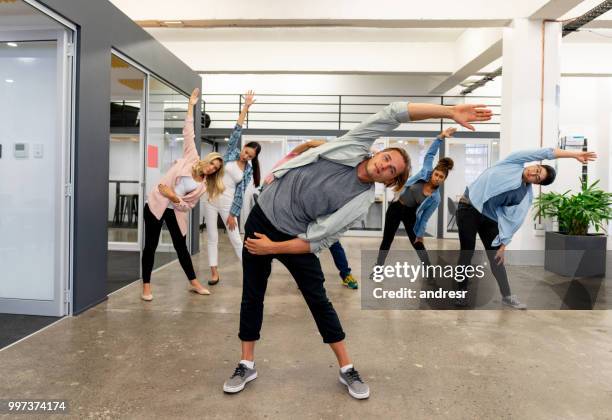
435, 157, 454, 177
245, 141, 262, 187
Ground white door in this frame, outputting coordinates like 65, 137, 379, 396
0, 28, 74, 316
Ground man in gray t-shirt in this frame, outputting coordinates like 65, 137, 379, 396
223, 100, 492, 400
258, 158, 371, 237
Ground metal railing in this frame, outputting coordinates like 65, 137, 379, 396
202, 93, 501, 132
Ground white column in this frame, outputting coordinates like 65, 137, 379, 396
500, 18, 561, 264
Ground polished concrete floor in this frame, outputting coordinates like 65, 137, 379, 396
1, 234, 611, 419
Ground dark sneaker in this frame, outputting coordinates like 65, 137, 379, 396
339, 367, 369, 399
223, 363, 257, 394
342, 274, 359, 289
502, 295, 527, 310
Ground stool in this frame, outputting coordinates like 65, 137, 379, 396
114, 194, 130, 225
123, 194, 139, 226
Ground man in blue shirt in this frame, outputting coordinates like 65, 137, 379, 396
455, 147, 597, 309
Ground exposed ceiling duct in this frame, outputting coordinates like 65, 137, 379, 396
460, 0, 612, 95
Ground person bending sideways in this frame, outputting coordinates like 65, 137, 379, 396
222, 101, 492, 399
202, 90, 261, 286
455, 147, 597, 309
141, 88, 224, 301
375, 127, 456, 284
263, 139, 360, 290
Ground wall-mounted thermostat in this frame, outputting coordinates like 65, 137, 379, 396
14, 142, 29, 159
33, 143, 43, 158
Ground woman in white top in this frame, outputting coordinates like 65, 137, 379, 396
203, 90, 261, 285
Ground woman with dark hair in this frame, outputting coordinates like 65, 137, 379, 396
375, 127, 456, 279
203, 90, 261, 285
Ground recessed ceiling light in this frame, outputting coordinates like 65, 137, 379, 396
5, 79, 14, 83
6, 42, 18, 47
172, 115, 178, 119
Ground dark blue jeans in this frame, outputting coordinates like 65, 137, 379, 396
329, 241, 351, 279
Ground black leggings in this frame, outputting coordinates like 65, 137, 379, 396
376, 200, 432, 268
141, 204, 196, 283
456, 202, 511, 297
239, 204, 345, 344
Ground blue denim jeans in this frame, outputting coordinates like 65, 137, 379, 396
329, 241, 351, 279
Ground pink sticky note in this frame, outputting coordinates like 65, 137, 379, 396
147, 145, 158, 168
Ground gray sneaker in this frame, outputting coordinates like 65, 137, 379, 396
502, 295, 527, 310
223, 363, 257, 394
339, 367, 370, 399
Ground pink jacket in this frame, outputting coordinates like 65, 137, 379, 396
147, 116, 206, 236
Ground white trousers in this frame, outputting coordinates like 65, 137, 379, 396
202, 194, 243, 267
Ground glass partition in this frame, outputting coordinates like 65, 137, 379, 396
145, 77, 190, 269
443, 139, 499, 237
108, 54, 145, 249
384, 138, 438, 238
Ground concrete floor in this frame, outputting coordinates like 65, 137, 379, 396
1, 234, 612, 419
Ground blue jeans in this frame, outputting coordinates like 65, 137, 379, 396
329, 241, 351, 279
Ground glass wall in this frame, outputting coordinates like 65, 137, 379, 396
384, 138, 438, 238
108, 54, 145, 248
199, 134, 500, 240
145, 77, 190, 268
443, 139, 500, 237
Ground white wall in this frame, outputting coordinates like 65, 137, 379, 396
558, 77, 611, 194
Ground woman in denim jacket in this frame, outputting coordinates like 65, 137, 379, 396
375, 127, 456, 281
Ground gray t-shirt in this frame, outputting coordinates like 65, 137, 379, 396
399, 180, 428, 208
258, 158, 372, 236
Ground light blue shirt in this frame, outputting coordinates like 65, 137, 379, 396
466, 147, 555, 246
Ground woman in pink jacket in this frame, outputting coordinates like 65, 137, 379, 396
141, 88, 224, 301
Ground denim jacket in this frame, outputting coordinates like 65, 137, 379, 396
467, 147, 555, 246
271, 102, 411, 253
400, 136, 443, 238
224, 124, 253, 217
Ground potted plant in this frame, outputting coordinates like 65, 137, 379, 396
533, 179, 612, 277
